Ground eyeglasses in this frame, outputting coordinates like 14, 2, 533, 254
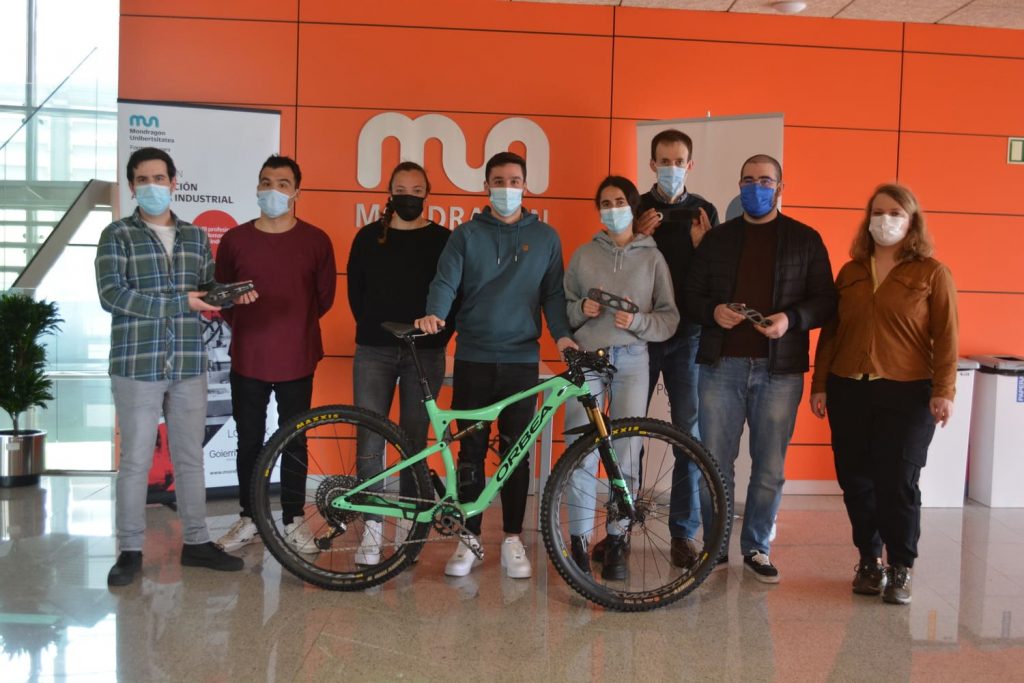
727, 303, 772, 328
739, 176, 779, 188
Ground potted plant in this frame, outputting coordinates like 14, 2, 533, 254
0, 292, 61, 487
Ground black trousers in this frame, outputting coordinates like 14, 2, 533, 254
230, 371, 314, 524
452, 359, 539, 535
826, 374, 936, 567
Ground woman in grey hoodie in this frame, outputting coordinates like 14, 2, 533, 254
563, 175, 680, 580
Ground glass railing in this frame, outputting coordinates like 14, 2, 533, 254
1, 43, 118, 471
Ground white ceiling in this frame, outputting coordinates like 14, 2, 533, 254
511, 0, 1024, 29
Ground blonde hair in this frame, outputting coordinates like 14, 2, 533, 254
850, 183, 934, 262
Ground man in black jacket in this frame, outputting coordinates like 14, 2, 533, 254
684, 154, 836, 584
634, 129, 719, 570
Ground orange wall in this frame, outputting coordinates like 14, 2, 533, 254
119, 0, 1024, 481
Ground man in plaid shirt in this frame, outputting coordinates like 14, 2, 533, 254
97, 147, 253, 586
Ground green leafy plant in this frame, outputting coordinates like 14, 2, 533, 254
0, 292, 62, 435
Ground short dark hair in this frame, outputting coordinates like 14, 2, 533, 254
260, 154, 302, 188
485, 151, 527, 183
126, 147, 176, 183
741, 154, 783, 183
650, 129, 693, 161
594, 175, 641, 220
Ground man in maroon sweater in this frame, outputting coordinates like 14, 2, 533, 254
214, 155, 337, 553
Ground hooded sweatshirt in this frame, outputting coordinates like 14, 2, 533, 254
425, 206, 572, 363
564, 231, 679, 352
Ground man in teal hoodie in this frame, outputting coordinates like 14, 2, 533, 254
415, 151, 575, 580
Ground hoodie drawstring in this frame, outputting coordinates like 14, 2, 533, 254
497, 223, 523, 264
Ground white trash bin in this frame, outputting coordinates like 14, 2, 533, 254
919, 358, 978, 508
967, 355, 1024, 507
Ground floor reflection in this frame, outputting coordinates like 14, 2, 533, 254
1, 476, 1023, 681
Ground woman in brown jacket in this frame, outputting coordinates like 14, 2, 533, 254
810, 183, 957, 606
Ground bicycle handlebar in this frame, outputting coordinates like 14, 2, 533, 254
563, 347, 617, 379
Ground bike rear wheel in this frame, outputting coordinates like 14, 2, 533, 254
541, 417, 730, 611
250, 405, 434, 591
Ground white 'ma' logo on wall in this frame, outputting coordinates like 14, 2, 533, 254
357, 113, 550, 193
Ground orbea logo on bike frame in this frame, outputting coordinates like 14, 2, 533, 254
357, 112, 550, 193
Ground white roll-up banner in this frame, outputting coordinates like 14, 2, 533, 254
116, 100, 281, 498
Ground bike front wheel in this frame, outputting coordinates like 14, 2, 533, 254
540, 417, 730, 611
250, 405, 434, 591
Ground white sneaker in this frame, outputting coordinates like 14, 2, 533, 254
283, 519, 318, 554
215, 517, 259, 552
354, 520, 383, 565
500, 536, 532, 579
444, 534, 484, 577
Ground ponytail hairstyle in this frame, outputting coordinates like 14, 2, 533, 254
379, 161, 432, 245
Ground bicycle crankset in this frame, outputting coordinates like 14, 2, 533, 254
432, 503, 466, 537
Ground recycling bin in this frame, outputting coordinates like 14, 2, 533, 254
919, 358, 978, 507
967, 355, 1024, 507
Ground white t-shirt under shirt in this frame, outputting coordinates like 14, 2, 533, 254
144, 221, 176, 259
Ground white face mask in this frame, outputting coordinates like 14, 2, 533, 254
869, 214, 909, 247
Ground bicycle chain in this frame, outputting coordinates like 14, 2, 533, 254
299, 491, 473, 555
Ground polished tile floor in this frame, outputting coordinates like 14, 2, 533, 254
2, 476, 1023, 682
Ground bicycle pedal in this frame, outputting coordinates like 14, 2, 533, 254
458, 533, 485, 560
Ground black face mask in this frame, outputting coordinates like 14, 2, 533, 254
390, 194, 425, 221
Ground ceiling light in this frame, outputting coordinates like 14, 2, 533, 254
771, 2, 808, 14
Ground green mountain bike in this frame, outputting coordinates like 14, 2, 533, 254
250, 323, 730, 611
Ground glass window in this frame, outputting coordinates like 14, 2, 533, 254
0, 0, 27, 108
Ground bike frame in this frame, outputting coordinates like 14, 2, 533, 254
329, 372, 628, 524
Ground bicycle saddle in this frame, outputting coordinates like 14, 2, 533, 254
381, 321, 421, 338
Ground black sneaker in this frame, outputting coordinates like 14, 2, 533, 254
852, 558, 887, 596
743, 551, 780, 583
181, 541, 244, 572
671, 537, 699, 570
882, 565, 912, 605
107, 551, 143, 586
601, 535, 629, 581
570, 535, 592, 575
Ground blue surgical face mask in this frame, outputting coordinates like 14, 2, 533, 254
489, 187, 523, 217
134, 183, 172, 216
257, 189, 293, 218
600, 206, 633, 234
740, 184, 777, 218
656, 165, 686, 198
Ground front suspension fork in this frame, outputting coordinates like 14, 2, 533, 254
581, 396, 638, 522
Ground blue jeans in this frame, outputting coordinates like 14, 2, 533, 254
565, 343, 649, 537
648, 326, 710, 540
698, 357, 803, 556
353, 344, 446, 522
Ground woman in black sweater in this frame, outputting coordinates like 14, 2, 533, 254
346, 161, 453, 564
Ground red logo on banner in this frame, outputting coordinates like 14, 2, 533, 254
193, 210, 238, 255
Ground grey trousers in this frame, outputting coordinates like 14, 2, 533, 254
111, 374, 211, 550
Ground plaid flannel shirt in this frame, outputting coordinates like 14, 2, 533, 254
95, 208, 215, 381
